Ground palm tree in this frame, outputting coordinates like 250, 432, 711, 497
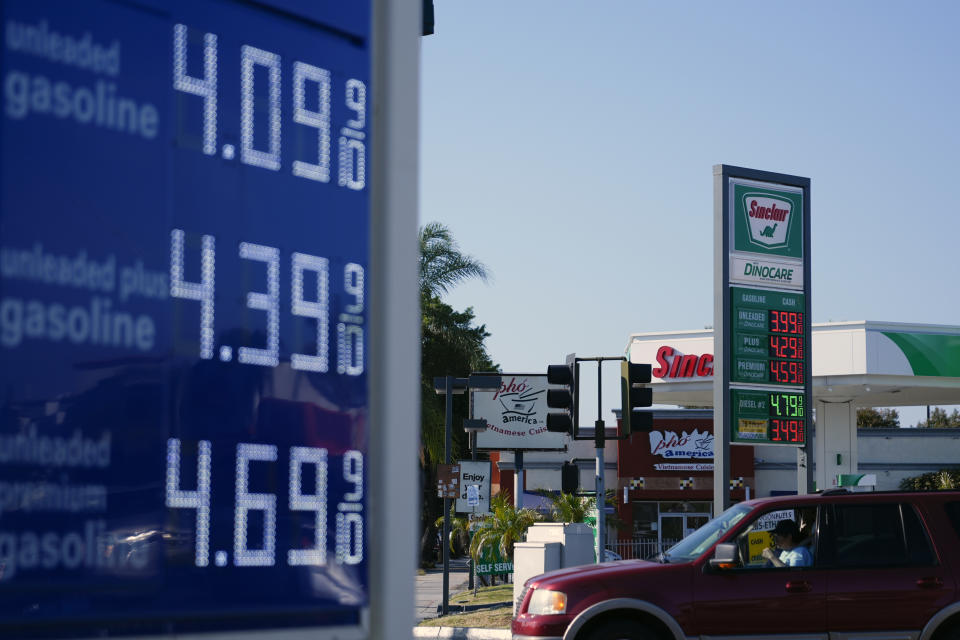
469, 493, 541, 563
419, 221, 489, 300
417, 222, 496, 566
434, 508, 471, 557
541, 491, 593, 524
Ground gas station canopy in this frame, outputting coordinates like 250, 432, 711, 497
627, 321, 960, 409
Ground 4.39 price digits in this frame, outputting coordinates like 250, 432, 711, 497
166, 438, 364, 568
170, 229, 364, 375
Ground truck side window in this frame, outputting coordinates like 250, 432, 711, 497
901, 504, 935, 566
828, 504, 907, 568
945, 501, 960, 540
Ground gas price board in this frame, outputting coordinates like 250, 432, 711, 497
0, 0, 371, 636
720, 170, 810, 449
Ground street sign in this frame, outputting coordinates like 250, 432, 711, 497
437, 463, 460, 498
473, 375, 566, 450
455, 460, 490, 514
0, 1, 415, 638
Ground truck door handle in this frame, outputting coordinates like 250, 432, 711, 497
785, 580, 812, 593
916, 577, 943, 589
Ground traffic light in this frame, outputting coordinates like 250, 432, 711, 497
561, 462, 579, 493
546, 355, 577, 434
621, 361, 653, 434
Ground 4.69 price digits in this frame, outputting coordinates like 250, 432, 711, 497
166, 439, 364, 568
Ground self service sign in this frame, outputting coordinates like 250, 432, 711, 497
0, 0, 374, 637
713, 166, 811, 456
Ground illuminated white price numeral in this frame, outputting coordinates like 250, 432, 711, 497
170, 229, 215, 360
336, 450, 364, 565
241, 45, 282, 171
337, 263, 364, 376
288, 447, 328, 566
238, 242, 280, 367
292, 62, 331, 183
166, 438, 212, 567
291, 252, 330, 372
173, 24, 217, 155
234, 443, 278, 567
338, 79, 366, 191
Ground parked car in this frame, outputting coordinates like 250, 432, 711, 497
513, 490, 960, 640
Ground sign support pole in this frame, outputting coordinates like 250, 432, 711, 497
713, 166, 732, 513
368, 1, 421, 637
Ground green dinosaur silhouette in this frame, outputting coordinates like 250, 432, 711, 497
759, 223, 777, 238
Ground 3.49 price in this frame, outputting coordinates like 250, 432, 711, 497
770, 419, 804, 443
166, 439, 364, 568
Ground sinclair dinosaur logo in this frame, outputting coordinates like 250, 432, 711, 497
742, 193, 792, 249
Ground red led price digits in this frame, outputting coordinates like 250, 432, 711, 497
768, 360, 804, 384
769, 310, 804, 335
770, 419, 805, 443
768, 335, 804, 360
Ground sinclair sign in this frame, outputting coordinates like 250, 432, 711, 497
730, 182, 804, 288
714, 165, 812, 509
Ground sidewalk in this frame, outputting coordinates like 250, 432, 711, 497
413, 557, 512, 640
415, 556, 471, 621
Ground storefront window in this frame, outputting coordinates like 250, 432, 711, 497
632, 503, 658, 536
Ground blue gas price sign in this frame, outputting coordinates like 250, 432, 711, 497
0, 0, 371, 636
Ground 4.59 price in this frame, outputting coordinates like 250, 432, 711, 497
166, 439, 364, 568
768, 359, 804, 384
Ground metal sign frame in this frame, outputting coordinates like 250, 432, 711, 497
0, 0, 420, 638
713, 165, 812, 512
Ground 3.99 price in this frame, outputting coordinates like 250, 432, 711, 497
768, 310, 804, 335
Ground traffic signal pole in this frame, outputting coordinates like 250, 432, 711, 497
594, 360, 606, 562
569, 356, 624, 563
547, 356, 653, 563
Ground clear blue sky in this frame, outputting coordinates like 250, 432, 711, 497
420, 1, 960, 426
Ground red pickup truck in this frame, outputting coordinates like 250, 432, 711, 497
513, 490, 960, 640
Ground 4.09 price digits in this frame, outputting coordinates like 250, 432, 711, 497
166, 439, 364, 568
173, 24, 366, 189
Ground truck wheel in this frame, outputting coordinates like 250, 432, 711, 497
937, 623, 960, 640
585, 619, 660, 640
